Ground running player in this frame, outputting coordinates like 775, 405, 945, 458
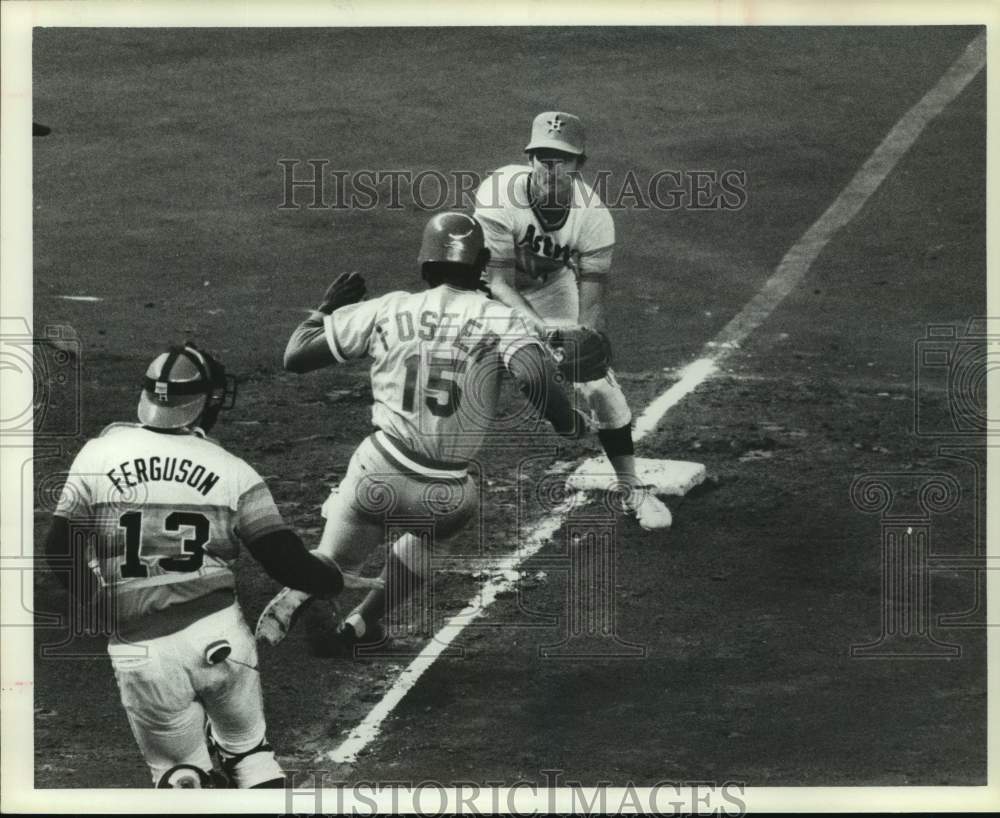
255, 211, 588, 648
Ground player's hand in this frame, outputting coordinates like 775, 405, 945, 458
318, 272, 366, 314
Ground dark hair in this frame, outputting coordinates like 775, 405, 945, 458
526, 150, 587, 168
421, 261, 481, 290
421, 248, 491, 290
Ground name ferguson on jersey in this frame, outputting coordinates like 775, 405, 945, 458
106, 456, 221, 496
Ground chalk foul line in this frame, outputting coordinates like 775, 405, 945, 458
323, 33, 986, 765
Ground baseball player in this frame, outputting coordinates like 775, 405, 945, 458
473, 111, 672, 530
44, 343, 379, 788
256, 211, 588, 649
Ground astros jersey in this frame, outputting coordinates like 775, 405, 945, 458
323, 285, 541, 465
474, 164, 615, 296
54, 423, 286, 637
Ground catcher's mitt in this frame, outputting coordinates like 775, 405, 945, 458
547, 326, 613, 383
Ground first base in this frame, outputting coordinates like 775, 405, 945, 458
565, 457, 706, 496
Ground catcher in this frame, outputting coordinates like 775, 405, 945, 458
44, 343, 380, 787
473, 110, 672, 530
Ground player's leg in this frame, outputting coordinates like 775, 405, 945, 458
193, 606, 284, 788
256, 438, 388, 645
338, 470, 478, 646
577, 371, 672, 530
109, 637, 215, 786
337, 530, 424, 644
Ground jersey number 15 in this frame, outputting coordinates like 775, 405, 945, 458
401, 354, 467, 418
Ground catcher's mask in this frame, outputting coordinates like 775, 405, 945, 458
418, 212, 490, 289
138, 343, 237, 432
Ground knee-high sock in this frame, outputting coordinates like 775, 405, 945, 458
352, 533, 429, 632
598, 424, 642, 488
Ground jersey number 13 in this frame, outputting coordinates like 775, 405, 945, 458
118, 510, 210, 578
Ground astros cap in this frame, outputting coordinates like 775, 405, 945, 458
524, 111, 586, 156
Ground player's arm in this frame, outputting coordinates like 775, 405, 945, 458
284, 272, 367, 373
44, 516, 72, 591
244, 528, 346, 597
487, 265, 549, 335
44, 515, 92, 598
474, 201, 549, 335
236, 479, 343, 595
237, 480, 380, 595
577, 240, 613, 331
505, 344, 589, 438
44, 452, 100, 602
578, 275, 607, 332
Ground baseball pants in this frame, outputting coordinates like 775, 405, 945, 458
108, 602, 281, 787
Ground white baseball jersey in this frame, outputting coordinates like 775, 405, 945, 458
474, 164, 615, 298
55, 423, 286, 639
323, 284, 541, 467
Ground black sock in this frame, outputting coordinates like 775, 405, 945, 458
598, 424, 635, 458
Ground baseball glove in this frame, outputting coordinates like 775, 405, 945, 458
546, 326, 613, 383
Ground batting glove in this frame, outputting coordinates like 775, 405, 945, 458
317, 272, 366, 314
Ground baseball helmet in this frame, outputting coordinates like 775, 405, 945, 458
137, 343, 236, 432
417, 212, 485, 267
525, 111, 586, 156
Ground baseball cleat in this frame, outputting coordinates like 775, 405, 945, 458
306, 614, 389, 657
336, 619, 388, 650
255, 587, 313, 645
625, 487, 673, 531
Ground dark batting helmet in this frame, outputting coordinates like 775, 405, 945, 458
417, 212, 485, 267
137, 343, 236, 432
418, 212, 490, 290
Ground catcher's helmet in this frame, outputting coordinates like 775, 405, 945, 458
417, 212, 485, 267
157, 764, 215, 788
137, 344, 236, 432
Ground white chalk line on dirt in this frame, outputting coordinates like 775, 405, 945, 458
323, 33, 986, 765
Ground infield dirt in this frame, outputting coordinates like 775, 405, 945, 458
30, 26, 985, 787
